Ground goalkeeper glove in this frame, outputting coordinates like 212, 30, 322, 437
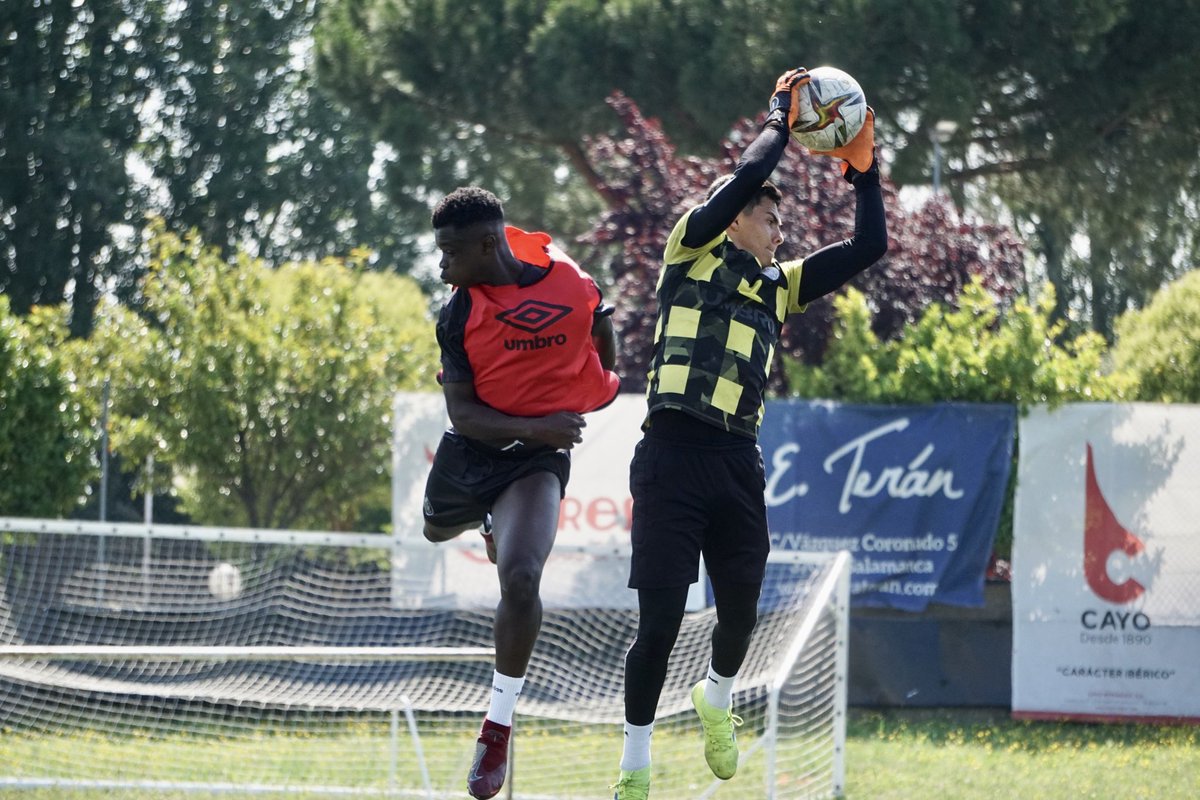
813, 106, 876, 176
766, 68, 810, 130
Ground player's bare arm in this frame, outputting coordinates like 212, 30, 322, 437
591, 314, 617, 372
443, 380, 585, 450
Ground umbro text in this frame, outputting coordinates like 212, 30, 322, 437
504, 333, 567, 350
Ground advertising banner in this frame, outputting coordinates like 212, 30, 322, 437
1012, 403, 1200, 722
759, 401, 1016, 611
392, 395, 1017, 613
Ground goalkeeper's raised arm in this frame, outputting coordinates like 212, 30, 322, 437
786, 108, 888, 308
681, 67, 809, 249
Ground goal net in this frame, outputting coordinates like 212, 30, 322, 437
0, 517, 848, 799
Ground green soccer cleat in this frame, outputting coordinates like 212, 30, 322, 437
690, 680, 744, 780
610, 766, 651, 800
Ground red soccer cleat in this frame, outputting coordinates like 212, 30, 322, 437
467, 718, 510, 799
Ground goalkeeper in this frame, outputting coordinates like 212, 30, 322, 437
611, 69, 887, 799
420, 186, 620, 800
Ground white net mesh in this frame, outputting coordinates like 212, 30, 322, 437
0, 519, 847, 799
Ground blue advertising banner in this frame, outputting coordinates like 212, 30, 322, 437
759, 401, 1016, 611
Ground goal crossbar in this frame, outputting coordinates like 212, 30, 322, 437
0, 646, 494, 663
0, 517, 841, 562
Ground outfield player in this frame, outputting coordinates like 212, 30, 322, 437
610, 68, 887, 799
420, 187, 619, 800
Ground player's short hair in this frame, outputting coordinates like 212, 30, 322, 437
431, 186, 505, 230
706, 175, 783, 212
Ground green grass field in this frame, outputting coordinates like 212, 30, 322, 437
845, 708, 1199, 799
1, 709, 1197, 799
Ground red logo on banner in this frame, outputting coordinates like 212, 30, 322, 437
1084, 444, 1146, 603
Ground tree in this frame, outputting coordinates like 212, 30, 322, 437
315, 0, 611, 247
786, 278, 1126, 409
1, 1, 414, 340
0, 297, 97, 516
316, 0, 1200, 338
314, 0, 792, 241
810, 1, 1200, 340
0, 0, 165, 336
577, 95, 1026, 391
1112, 270, 1200, 403
77, 223, 440, 530
142, 0, 412, 274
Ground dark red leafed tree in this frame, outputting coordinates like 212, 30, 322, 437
579, 93, 1026, 393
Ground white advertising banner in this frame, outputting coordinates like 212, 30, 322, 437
1012, 403, 1200, 722
390, 392, 644, 609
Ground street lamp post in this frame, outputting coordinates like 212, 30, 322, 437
929, 120, 959, 194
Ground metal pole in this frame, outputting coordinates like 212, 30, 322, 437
505, 719, 515, 800
391, 392, 402, 543
928, 120, 958, 196
400, 700, 434, 800
765, 686, 780, 800
142, 454, 154, 607
143, 454, 154, 523
0, 645, 495, 662
832, 552, 852, 798
99, 379, 110, 522
97, 378, 111, 602
931, 138, 943, 194
389, 708, 399, 796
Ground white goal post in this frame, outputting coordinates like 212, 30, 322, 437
0, 517, 849, 799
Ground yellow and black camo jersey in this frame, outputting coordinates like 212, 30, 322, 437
644, 207, 805, 439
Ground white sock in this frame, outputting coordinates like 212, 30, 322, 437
620, 721, 653, 771
704, 662, 736, 710
486, 670, 525, 727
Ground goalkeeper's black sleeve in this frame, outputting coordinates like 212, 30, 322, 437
795, 161, 888, 304
681, 122, 790, 249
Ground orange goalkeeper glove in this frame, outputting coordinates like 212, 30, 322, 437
766, 68, 810, 130
813, 106, 876, 175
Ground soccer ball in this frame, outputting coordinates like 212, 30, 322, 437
207, 562, 243, 600
789, 67, 868, 153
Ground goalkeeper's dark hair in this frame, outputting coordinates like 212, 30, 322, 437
706, 175, 782, 211
432, 186, 505, 230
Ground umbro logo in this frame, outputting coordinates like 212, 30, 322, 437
495, 300, 571, 334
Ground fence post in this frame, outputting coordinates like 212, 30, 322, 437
97, 377, 111, 603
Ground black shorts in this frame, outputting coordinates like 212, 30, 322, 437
422, 431, 571, 529
628, 411, 769, 589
